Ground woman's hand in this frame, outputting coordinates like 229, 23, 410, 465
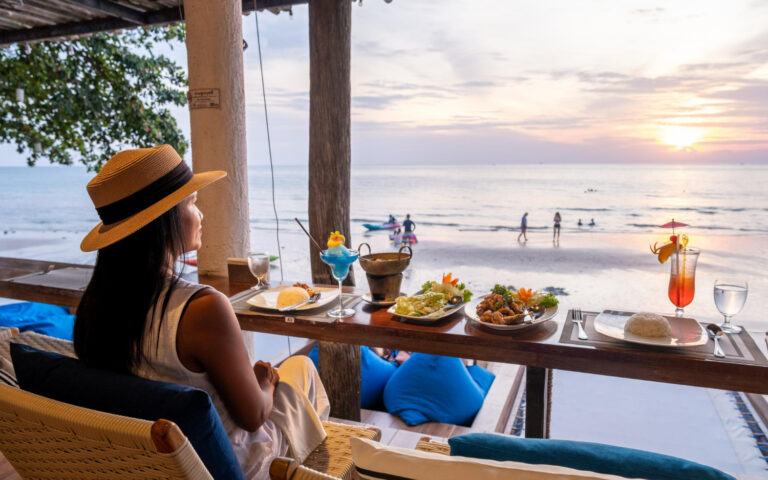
254, 360, 280, 388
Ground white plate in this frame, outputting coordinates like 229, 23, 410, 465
593, 310, 708, 347
465, 298, 558, 331
387, 299, 466, 324
246, 285, 338, 311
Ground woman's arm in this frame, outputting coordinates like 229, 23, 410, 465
177, 289, 276, 432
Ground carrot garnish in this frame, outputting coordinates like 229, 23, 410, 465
442, 273, 460, 286
517, 288, 532, 303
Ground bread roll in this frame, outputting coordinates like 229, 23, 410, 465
277, 287, 310, 308
624, 312, 671, 338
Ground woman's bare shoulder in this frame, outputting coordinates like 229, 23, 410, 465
183, 287, 236, 329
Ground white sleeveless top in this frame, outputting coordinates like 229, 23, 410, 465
134, 278, 285, 480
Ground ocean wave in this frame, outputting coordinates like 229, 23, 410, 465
564, 207, 612, 212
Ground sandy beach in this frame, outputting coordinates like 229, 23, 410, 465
2, 226, 768, 475
2, 226, 766, 330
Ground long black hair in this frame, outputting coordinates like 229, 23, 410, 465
74, 206, 186, 373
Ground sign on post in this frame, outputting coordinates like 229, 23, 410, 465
188, 89, 221, 109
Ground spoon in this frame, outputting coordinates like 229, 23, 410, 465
706, 323, 726, 358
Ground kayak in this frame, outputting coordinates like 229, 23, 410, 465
363, 222, 401, 231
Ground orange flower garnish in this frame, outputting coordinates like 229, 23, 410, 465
327, 231, 345, 248
517, 288, 532, 303
442, 273, 460, 286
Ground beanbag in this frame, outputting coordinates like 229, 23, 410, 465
308, 345, 396, 409
449, 433, 736, 480
383, 353, 492, 426
0, 302, 74, 340
467, 364, 495, 396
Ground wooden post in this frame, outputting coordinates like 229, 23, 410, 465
185, 0, 250, 276
308, 0, 354, 287
525, 366, 551, 438
318, 341, 361, 421
308, 0, 360, 421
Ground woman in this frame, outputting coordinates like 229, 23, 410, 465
553, 211, 561, 242
74, 145, 329, 479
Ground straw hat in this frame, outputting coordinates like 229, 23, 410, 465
81, 145, 226, 252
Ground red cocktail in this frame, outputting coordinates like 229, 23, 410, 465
667, 247, 699, 317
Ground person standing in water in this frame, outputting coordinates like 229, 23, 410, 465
402, 214, 418, 245
517, 212, 529, 242
553, 211, 562, 243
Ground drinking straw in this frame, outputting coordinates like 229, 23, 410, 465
295, 218, 324, 251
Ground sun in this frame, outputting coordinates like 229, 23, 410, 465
659, 126, 703, 150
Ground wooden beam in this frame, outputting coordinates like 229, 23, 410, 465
243, 0, 308, 11
57, 0, 146, 24
524, 367, 551, 438
307, 0, 357, 423
308, 0, 353, 286
318, 341, 361, 422
0, 0, 308, 47
0, 8, 55, 28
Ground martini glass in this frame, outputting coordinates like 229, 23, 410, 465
320, 249, 359, 319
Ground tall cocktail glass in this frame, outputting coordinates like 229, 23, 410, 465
668, 247, 699, 317
320, 249, 359, 319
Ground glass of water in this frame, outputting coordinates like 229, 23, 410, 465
247, 253, 270, 290
713, 279, 748, 334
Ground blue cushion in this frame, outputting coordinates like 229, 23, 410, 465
448, 433, 735, 480
0, 302, 74, 340
11, 344, 245, 480
383, 353, 486, 426
309, 345, 396, 409
467, 364, 495, 396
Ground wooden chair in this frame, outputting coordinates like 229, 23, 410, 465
0, 383, 213, 479
269, 436, 447, 480
0, 382, 382, 480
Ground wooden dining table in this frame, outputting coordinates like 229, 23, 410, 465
228, 285, 768, 439
3, 256, 768, 439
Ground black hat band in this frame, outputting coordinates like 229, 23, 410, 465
96, 161, 194, 225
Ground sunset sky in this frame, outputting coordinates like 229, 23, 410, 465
3, 0, 768, 166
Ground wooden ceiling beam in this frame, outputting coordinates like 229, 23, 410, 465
57, 0, 146, 24
0, 0, 308, 47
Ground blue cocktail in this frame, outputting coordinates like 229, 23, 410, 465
320, 231, 359, 319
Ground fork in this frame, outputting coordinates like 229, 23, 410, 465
573, 308, 588, 340
279, 292, 322, 312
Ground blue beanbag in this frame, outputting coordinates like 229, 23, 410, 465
383, 353, 493, 426
309, 345, 396, 409
11, 344, 245, 480
467, 364, 495, 396
0, 302, 74, 340
449, 433, 735, 480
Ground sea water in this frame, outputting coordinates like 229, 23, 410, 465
1, 163, 767, 237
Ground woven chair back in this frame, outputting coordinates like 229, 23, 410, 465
0, 384, 212, 479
